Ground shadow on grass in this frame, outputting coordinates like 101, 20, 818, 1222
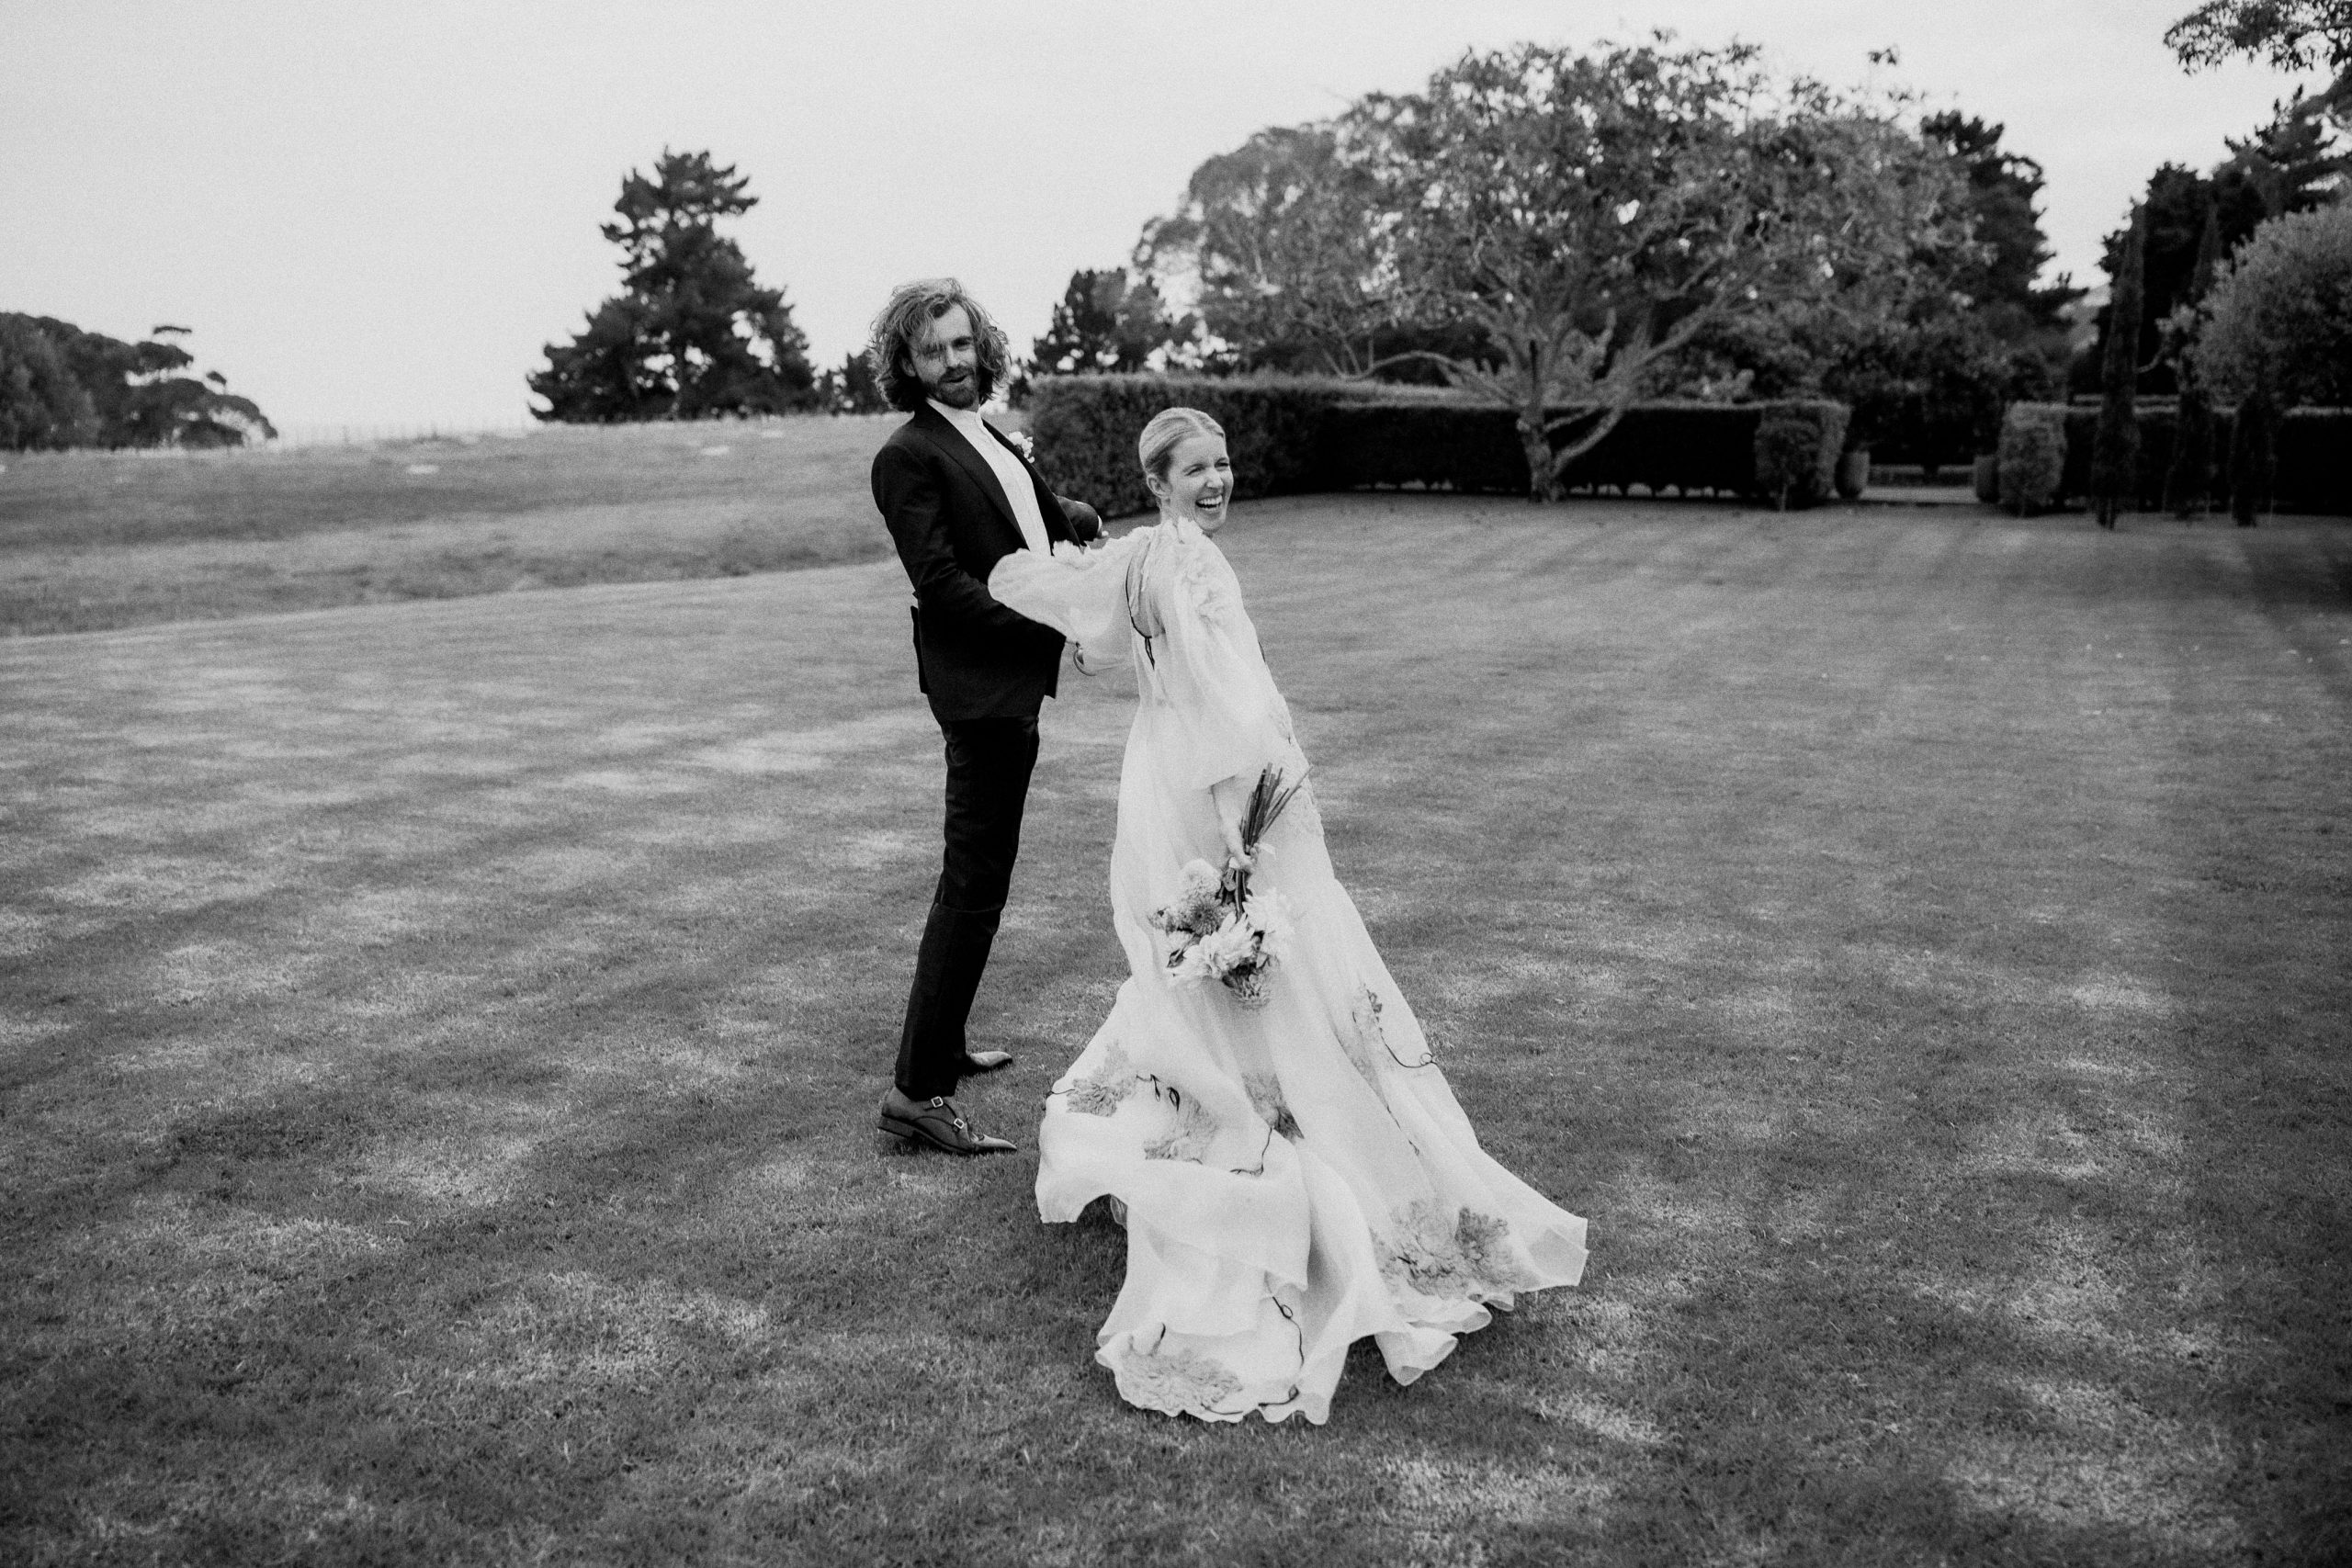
6, 502, 2350, 1564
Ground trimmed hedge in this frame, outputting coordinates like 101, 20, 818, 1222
1027, 376, 1357, 520
1028, 375, 1853, 515
2009, 401, 2351, 516
2272, 409, 2347, 513
1319, 400, 1845, 503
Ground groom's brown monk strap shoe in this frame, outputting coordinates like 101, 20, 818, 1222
877, 1089, 1018, 1156
957, 1049, 1015, 1076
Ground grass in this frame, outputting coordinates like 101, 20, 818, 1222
2, 491, 2348, 1564
0, 418, 919, 635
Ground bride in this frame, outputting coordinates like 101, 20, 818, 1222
988, 408, 1587, 1424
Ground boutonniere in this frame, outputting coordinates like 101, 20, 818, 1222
1002, 428, 1036, 463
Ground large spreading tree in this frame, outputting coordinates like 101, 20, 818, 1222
1673, 111, 2074, 472
1921, 112, 2082, 341
2167, 0, 2352, 86
1136, 125, 1400, 375
531, 151, 817, 422
1343, 40, 1970, 500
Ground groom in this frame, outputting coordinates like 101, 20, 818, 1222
866, 278, 1102, 1156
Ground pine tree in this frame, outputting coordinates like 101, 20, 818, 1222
1029, 270, 1184, 376
530, 151, 816, 422
1919, 113, 2083, 340
2091, 205, 2146, 528
817, 350, 885, 414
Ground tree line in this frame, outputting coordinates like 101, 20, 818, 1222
0, 318, 274, 452
1022, 39, 2081, 497
2083, 0, 2348, 524
535, 5, 2346, 510
538, 42, 2064, 502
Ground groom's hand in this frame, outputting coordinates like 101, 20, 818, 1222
1059, 497, 1103, 543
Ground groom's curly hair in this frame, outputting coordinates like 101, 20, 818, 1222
866, 279, 1015, 413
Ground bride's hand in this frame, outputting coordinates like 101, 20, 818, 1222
1209, 774, 1252, 863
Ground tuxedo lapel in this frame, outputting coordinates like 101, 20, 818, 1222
911, 405, 1023, 543
993, 429, 1076, 547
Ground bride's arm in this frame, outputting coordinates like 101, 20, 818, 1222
1141, 538, 1304, 812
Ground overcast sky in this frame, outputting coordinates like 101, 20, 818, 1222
2, 1, 2326, 431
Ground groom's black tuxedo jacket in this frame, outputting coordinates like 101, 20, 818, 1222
875, 404, 1102, 722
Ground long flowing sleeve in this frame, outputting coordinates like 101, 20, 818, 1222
1131, 528, 1307, 795
986, 535, 1142, 671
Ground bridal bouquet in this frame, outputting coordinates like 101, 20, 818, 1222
1149, 767, 1305, 1009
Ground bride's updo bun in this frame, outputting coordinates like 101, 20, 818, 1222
1138, 407, 1225, 486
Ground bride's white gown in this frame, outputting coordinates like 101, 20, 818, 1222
989, 516, 1587, 1424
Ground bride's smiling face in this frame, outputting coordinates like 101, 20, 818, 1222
1150, 432, 1234, 532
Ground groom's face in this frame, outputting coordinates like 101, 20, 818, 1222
909, 303, 982, 409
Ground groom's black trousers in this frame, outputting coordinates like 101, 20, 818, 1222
896, 715, 1040, 1100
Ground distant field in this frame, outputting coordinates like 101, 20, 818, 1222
0, 417, 936, 635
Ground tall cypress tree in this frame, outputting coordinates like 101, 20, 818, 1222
2164, 201, 2224, 518
2229, 377, 2277, 525
2091, 204, 2146, 528
531, 151, 816, 422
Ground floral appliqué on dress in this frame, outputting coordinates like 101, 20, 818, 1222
1062, 1044, 1136, 1118
1244, 1073, 1302, 1140
1342, 985, 1390, 1084
1344, 981, 1435, 1077
1379, 1201, 1539, 1297
1174, 541, 1241, 623
1115, 1343, 1245, 1416
1142, 1080, 1216, 1163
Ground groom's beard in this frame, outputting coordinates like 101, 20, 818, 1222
926, 367, 984, 409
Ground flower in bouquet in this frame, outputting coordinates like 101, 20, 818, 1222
1241, 888, 1294, 966
1195, 910, 1264, 975
1149, 860, 1226, 942
1159, 886, 1294, 1007
1151, 767, 1306, 1007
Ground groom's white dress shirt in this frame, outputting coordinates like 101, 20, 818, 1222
930, 399, 1053, 558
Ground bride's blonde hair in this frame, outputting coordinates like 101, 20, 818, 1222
1137, 407, 1225, 489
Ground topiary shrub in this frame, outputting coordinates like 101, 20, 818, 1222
1835, 448, 1871, 500
1998, 405, 2066, 515
1972, 452, 2000, 503
1752, 402, 1847, 510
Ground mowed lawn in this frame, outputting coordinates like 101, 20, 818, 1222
2, 495, 2347, 1566
0, 418, 909, 636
